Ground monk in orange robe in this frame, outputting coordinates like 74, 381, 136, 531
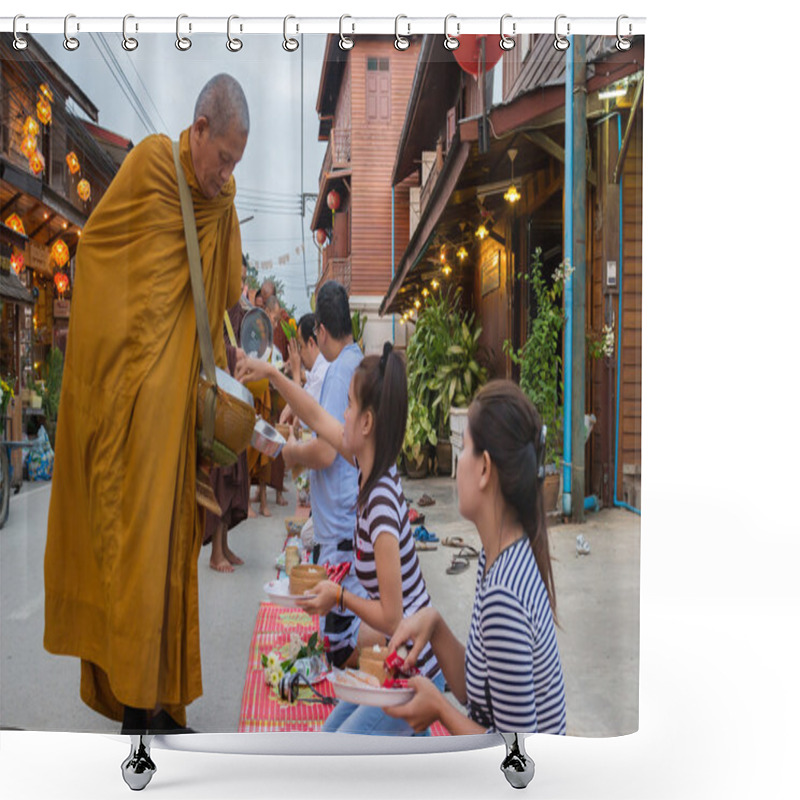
43, 74, 249, 732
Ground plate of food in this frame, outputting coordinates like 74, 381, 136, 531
263, 579, 306, 608
328, 669, 415, 707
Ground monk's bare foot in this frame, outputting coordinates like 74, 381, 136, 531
210, 557, 234, 573
276, 492, 288, 507
223, 543, 244, 565
248, 506, 257, 519
260, 503, 271, 517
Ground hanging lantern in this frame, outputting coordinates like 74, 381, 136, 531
326, 190, 341, 212
66, 151, 81, 174
475, 224, 488, 240
77, 179, 91, 202
315, 228, 327, 246
36, 98, 52, 126
54, 271, 70, 297
4, 214, 26, 235
452, 35, 504, 78
442, 263, 453, 277
431, 278, 440, 290
23, 116, 40, 138
11, 251, 25, 275
21, 134, 37, 158
39, 83, 54, 102
457, 246, 468, 261
29, 149, 45, 175
51, 239, 70, 268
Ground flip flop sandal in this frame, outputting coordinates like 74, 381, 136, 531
446, 555, 470, 575
457, 545, 480, 559
442, 536, 466, 548
413, 525, 439, 543
415, 542, 438, 551
418, 494, 436, 507
408, 508, 426, 525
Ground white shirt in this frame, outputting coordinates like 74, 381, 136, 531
304, 352, 330, 405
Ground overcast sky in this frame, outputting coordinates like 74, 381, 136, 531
38, 33, 329, 317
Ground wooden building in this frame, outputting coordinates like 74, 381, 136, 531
381, 34, 644, 513
1, 34, 131, 431
311, 34, 422, 352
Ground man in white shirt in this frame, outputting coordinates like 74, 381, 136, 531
281, 313, 329, 420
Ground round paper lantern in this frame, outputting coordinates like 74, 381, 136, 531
5, 214, 25, 235
66, 151, 81, 174
36, 98, 52, 126
29, 150, 45, 175
54, 272, 70, 296
23, 116, 40, 138
315, 228, 327, 245
21, 135, 37, 158
39, 83, 54, 102
11, 251, 25, 275
77, 179, 91, 202
452, 35, 504, 77
326, 190, 341, 212
51, 239, 70, 268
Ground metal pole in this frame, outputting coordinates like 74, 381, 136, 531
563, 38, 573, 516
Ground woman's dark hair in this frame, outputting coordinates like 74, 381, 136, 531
467, 380, 557, 620
352, 341, 407, 510
298, 313, 317, 345
315, 281, 351, 340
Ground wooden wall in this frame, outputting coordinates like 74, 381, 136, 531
348, 38, 421, 297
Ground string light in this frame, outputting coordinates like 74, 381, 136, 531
431, 279, 439, 290
476, 224, 488, 240
457, 246, 468, 261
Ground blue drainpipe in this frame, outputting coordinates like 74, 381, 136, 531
391, 185, 396, 343
562, 35, 574, 516
610, 114, 641, 516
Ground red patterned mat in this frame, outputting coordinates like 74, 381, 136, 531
238, 602, 449, 736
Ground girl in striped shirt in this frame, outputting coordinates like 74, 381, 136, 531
385, 380, 566, 735
237, 341, 442, 735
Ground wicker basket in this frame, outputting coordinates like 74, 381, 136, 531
289, 564, 327, 595
196, 375, 257, 462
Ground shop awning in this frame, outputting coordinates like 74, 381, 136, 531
0, 269, 34, 305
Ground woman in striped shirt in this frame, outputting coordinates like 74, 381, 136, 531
386, 380, 566, 735
236, 341, 442, 734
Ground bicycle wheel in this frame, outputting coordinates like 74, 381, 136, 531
0, 446, 10, 528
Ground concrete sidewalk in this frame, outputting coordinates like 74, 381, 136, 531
0, 474, 639, 737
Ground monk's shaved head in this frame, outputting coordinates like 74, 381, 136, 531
194, 74, 250, 139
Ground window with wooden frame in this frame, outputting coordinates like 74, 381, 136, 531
366, 57, 391, 123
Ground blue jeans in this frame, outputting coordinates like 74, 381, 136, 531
322, 672, 446, 736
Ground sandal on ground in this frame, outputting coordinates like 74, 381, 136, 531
457, 545, 480, 559
418, 493, 435, 507
408, 508, 426, 525
415, 541, 438, 551
413, 525, 439, 543
446, 555, 470, 575
442, 536, 466, 548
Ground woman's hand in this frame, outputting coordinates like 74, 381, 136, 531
295, 579, 338, 616
383, 676, 445, 732
234, 350, 275, 384
387, 607, 440, 672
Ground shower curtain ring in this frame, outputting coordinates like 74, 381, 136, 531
616, 15, 632, 51
227, 15, 243, 51
499, 14, 515, 51
443, 14, 459, 51
13, 15, 28, 51
339, 15, 354, 50
122, 15, 139, 51
176, 14, 192, 51
394, 15, 410, 50
283, 16, 299, 52
63, 14, 80, 51
554, 14, 570, 51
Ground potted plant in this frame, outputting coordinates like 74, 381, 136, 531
351, 310, 367, 352
503, 246, 569, 512
402, 395, 436, 478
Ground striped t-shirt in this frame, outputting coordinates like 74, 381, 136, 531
465, 537, 566, 734
354, 466, 439, 678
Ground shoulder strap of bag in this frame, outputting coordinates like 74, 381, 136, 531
172, 140, 216, 452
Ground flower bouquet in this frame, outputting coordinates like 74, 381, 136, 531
262, 631, 328, 691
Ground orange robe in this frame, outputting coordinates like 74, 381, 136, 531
43, 128, 240, 725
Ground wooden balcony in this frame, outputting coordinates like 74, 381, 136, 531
319, 256, 352, 293
318, 127, 352, 185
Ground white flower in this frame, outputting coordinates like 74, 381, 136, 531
268, 668, 283, 688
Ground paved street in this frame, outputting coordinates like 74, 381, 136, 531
0, 474, 639, 737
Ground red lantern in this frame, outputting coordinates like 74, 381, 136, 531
451, 35, 504, 78
51, 239, 70, 268
29, 150, 45, 175
11, 251, 25, 275
326, 190, 341, 212
54, 271, 70, 297
23, 116, 40, 138
77, 179, 91, 202
5, 214, 26, 235
66, 151, 81, 174
36, 98, 52, 126
21, 135, 37, 159
315, 228, 327, 246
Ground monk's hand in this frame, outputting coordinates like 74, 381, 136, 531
295, 580, 338, 616
383, 676, 443, 732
